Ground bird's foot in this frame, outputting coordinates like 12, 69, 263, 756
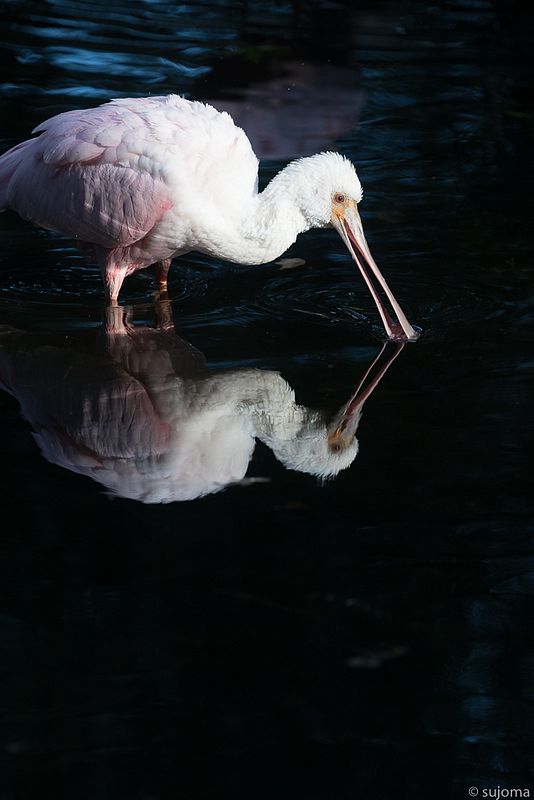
103, 304, 135, 336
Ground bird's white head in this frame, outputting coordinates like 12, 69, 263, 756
275, 151, 417, 341
282, 151, 363, 229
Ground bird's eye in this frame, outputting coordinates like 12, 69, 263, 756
334, 193, 346, 204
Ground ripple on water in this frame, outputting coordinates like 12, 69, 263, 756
0, 234, 510, 340
252, 269, 370, 325
0, 254, 211, 329
248, 263, 508, 343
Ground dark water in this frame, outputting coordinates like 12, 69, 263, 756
0, 2, 533, 798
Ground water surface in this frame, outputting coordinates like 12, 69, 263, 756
0, 2, 533, 798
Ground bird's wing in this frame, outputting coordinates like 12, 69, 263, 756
2, 95, 259, 249
0, 333, 173, 458
3, 100, 174, 248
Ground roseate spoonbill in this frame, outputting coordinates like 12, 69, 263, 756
0, 94, 416, 339
0, 304, 404, 503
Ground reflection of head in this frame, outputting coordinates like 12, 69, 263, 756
258, 410, 359, 479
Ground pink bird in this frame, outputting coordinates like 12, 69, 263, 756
0, 304, 404, 503
0, 94, 416, 339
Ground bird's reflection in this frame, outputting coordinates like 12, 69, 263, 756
0, 303, 403, 503
206, 60, 364, 160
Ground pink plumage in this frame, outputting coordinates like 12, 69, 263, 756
0, 94, 259, 301
0, 94, 418, 340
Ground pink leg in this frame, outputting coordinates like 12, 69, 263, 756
155, 259, 172, 292
96, 247, 131, 305
104, 265, 129, 305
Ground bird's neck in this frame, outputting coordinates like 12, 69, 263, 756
245, 170, 311, 263
199, 166, 311, 265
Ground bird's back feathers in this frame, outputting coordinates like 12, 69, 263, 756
0, 95, 259, 253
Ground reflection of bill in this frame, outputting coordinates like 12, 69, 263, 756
0, 303, 402, 503
208, 62, 364, 160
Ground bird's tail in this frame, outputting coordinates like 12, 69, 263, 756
0, 140, 33, 210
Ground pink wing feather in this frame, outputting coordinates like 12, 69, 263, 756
0, 333, 173, 460
0, 100, 175, 248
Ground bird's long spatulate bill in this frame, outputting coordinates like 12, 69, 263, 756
333, 207, 418, 341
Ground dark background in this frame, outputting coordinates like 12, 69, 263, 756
0, 2, 533, 798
